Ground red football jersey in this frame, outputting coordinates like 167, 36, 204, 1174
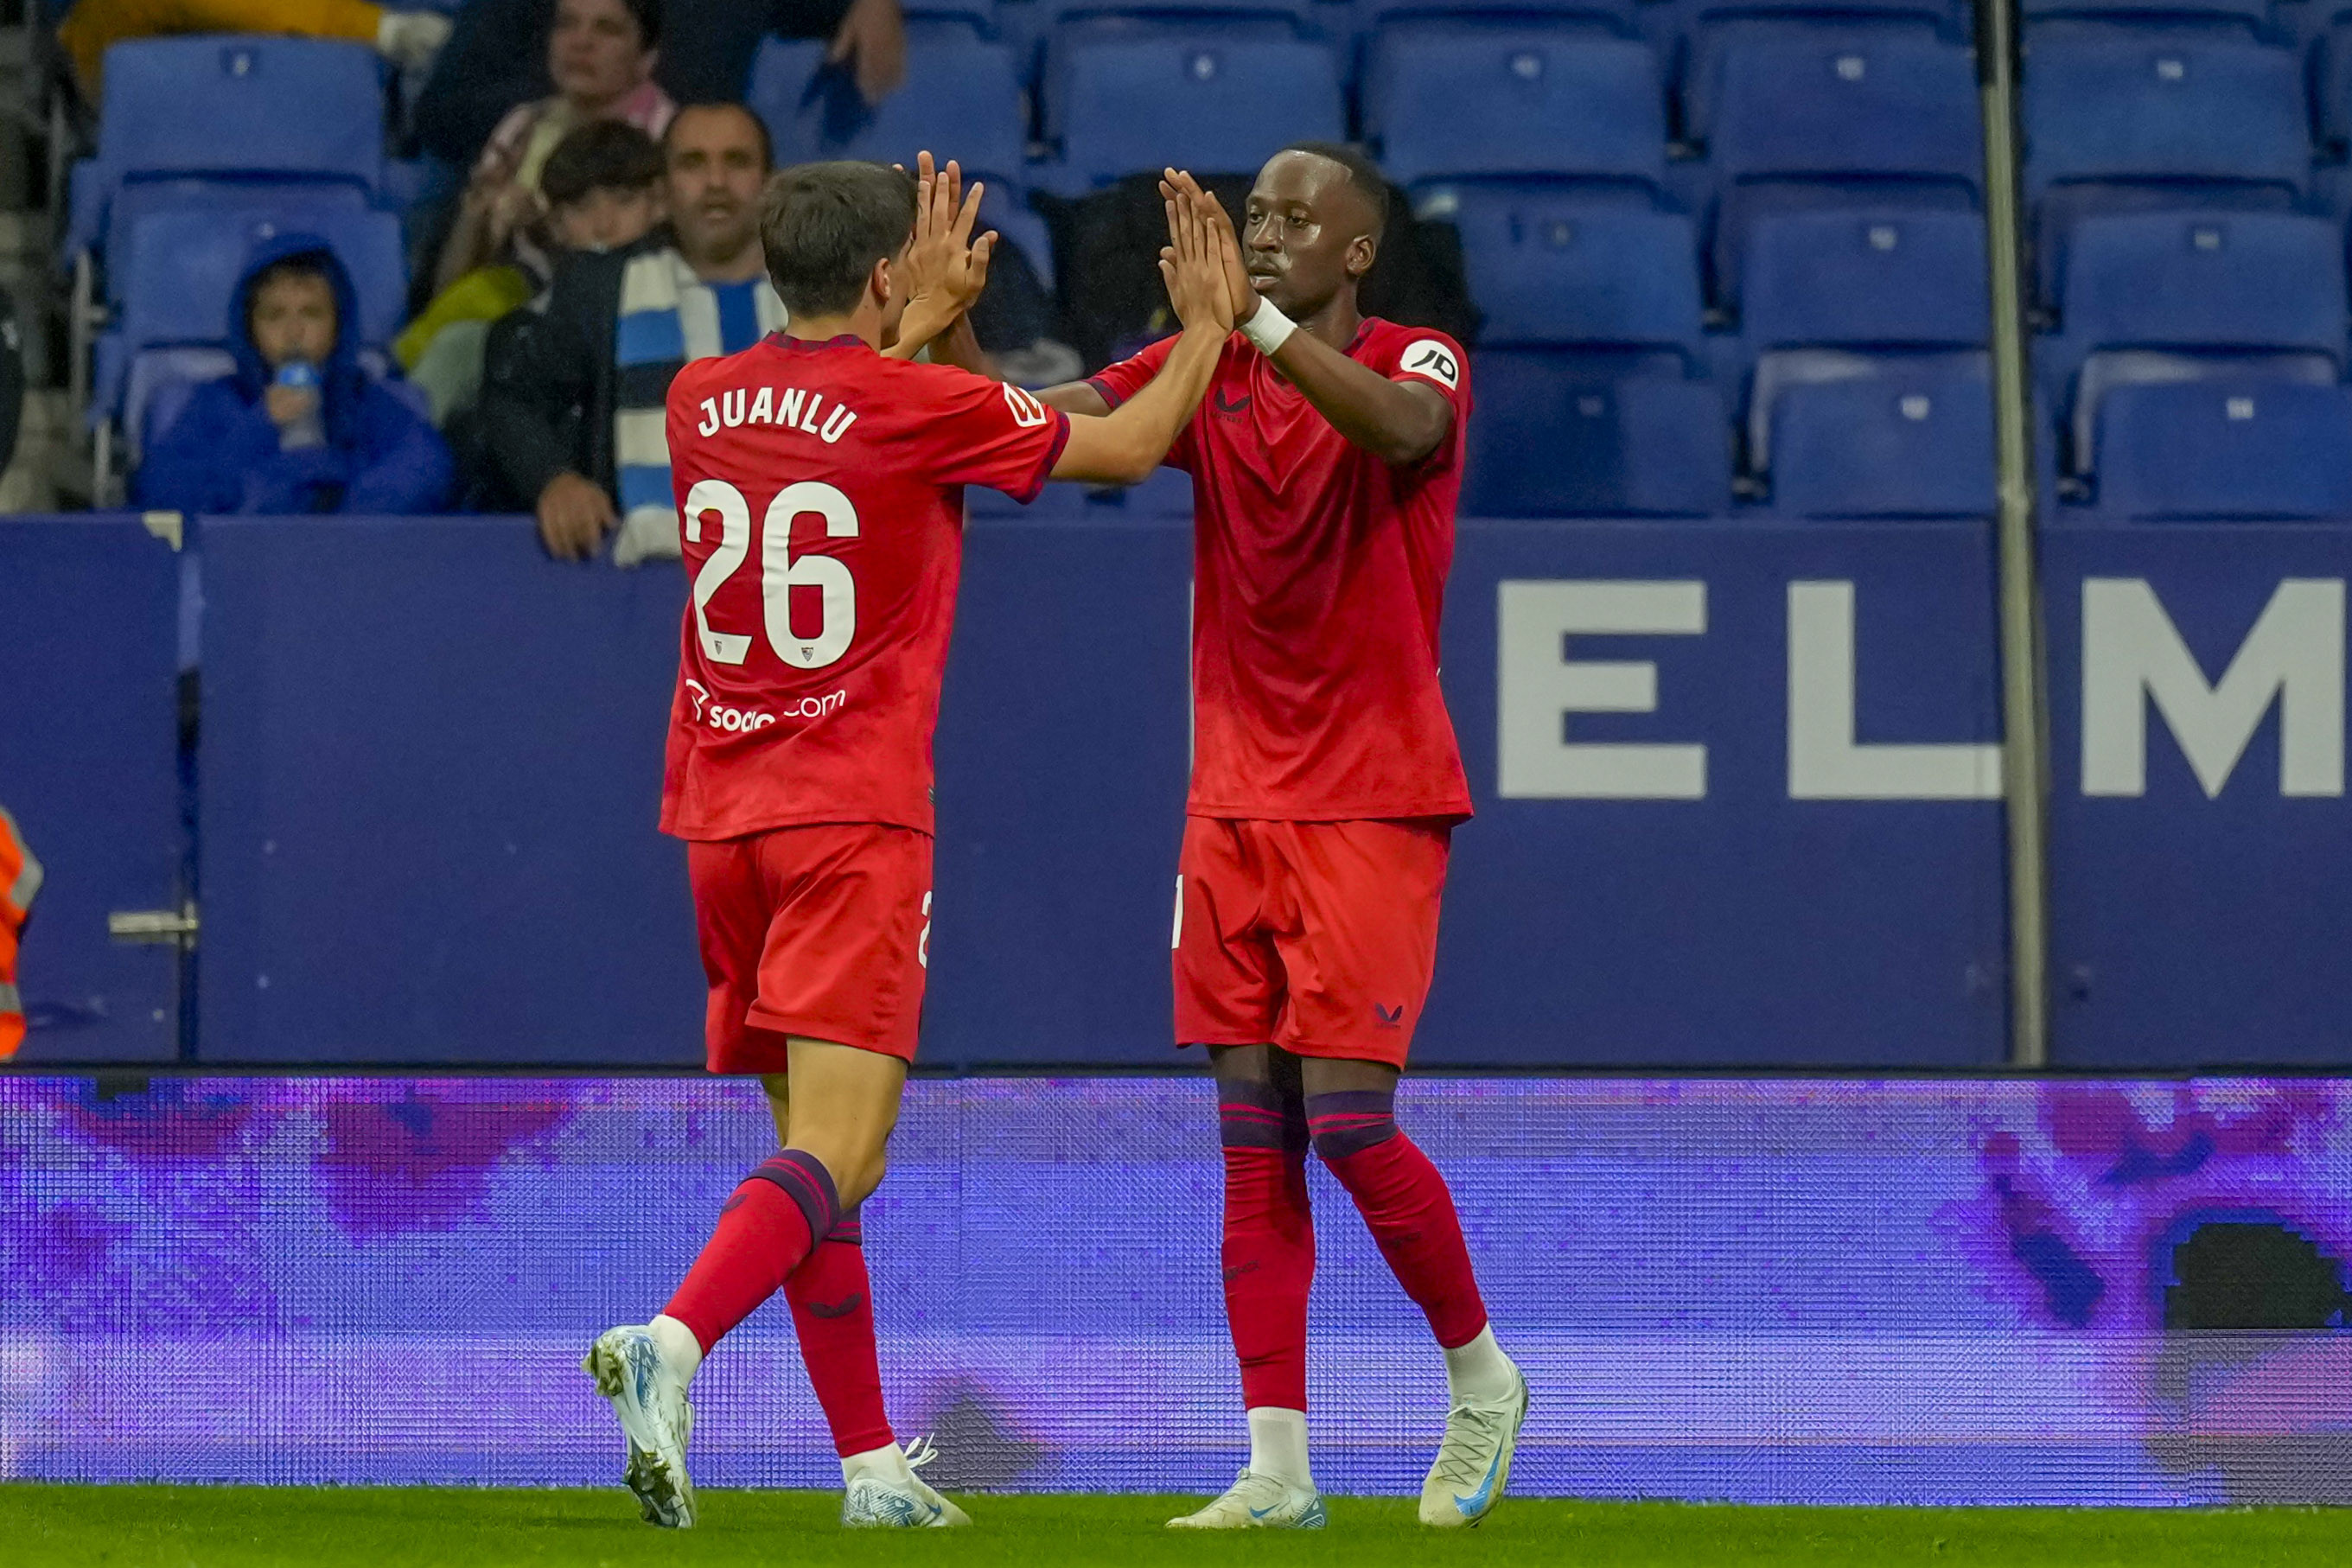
1090, 318, 1473, 821
659, 334, 1070, 841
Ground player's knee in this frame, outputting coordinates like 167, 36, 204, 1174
1305, 1088, 1399, 1163
1218, 1077, 1308, 1155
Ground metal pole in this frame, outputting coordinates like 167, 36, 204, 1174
1973, 0, 2051, 1067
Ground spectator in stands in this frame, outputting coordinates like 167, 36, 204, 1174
137, 233, 454, 514
430, 0, 675, 296
480, 101, 780, 563
417, 0, 899, 176
399, 119, 666, 427
55, 0, 451, 97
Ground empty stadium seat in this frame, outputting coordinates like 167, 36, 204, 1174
1465, 354, 1732, 515
1739, 207, 1989, 347
1766, 367, 1996, 518
1705, 33, 1981, 300
1678, 16, 1947, 147
2087, 380, 2352, 519
2042, 210, 2346, 469
1444, 190, 1705, 365
747, 29, 1054, 279
1734, 207, 1989, 473
67, 36, 389, 262
1048, 34, 1347, 185
2307, 24, 2352, 154
2045, 210, 2339, 333
1367, 29, 1668, 194
2022, 35, 2306, 201
2022, 0, 2268, 30
1710, 34, 1981, 188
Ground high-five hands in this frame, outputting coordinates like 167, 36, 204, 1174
886, 150, 996, 358
1160, 169, 1258, 327
1158, 168, 1240, 337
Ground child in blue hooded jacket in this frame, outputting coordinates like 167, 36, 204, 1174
137, 233, 455, 514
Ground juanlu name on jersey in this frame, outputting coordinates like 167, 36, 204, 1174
692, 384, 859, 443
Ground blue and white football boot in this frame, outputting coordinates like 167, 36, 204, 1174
1165, 1470, 1329, 1529
1418, 1367, 1529, 1527
582, 1324, 698, 1528
841, 1435, 972, 1528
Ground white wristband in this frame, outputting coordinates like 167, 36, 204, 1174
1237, 299, 1297, 356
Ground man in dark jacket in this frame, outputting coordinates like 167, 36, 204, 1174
478, 103, 781, 562
135, 233, 454, 515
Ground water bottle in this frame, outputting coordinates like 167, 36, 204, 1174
275, 360, 325, 451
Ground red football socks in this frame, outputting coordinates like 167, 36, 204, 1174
783, 1207, 896, 1458
1308, 1090, 1489, 1350
1219, 1080, 1316, 1411
666, 1149, 838, 1354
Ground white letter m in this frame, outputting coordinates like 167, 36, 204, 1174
2082, 577, 2344, 799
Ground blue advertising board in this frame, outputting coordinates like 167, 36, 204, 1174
0, 516, 182, 1062
2043, 523, 2352, 1067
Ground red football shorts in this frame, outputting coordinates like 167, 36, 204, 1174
1172, 816, 1452, 1068
686, 821, 932, 1073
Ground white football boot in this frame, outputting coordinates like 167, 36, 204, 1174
1166, 1469, 1329, 1529
841, 1435, 973, 1527
1418, 1367, 1530, 1527
582, 1324, 698, 1528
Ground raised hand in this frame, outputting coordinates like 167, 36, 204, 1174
889, 150, 997, 354
1161, 168, 1255, 325
1158, 169, 1237, 337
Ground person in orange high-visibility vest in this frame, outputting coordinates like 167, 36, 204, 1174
0, 804, 40, 1059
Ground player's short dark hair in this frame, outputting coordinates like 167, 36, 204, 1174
539, 119, 664, 207
662, 101, 775, 173
1280, 141, 1389, 239
758, 160, 918, 317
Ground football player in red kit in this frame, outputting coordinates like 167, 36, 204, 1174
583, 156, 1236, 1530
1040, 145, 1526, 1529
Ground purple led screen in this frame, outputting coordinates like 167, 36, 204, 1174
1, 1076, 2347, 1503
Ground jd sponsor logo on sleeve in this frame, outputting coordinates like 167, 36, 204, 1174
1401, 341, 1460, 391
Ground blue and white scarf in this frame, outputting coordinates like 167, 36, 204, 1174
610, 248, 787, 566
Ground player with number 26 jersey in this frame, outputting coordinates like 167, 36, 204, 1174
660, 344, 1067, 847
584, 158, 1235, 1538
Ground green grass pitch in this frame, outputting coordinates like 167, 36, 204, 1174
3, 1487, 2348, 1567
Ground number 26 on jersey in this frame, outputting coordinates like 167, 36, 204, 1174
684, 479, 860, 671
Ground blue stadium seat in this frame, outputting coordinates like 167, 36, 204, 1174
67, 36, 388, 263
1739, 207, 1988, 347
99, 209, 406, 428
1765, 365, 1996, 518
2022, 35, 2307, 201
1678, 16, 1947, 148
2043, 210, 2346, 473
1735, 207, 1988, 470
1048, 33, 1346, 185
1709, 33, 1981, 188
2307, 24, 2352, 153
2087, 380, 2352, 519
1464, 354, 1732, 515
1359, 0, 1635, 23
1367, 28, 1667, 193
1028, 0, 1319, 25
747, 29, 1054, 279
2021, 0, 2268, 30
1705, 34, 1981, 301
1444, 190, 1705, 365
97, 183, 373, 309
